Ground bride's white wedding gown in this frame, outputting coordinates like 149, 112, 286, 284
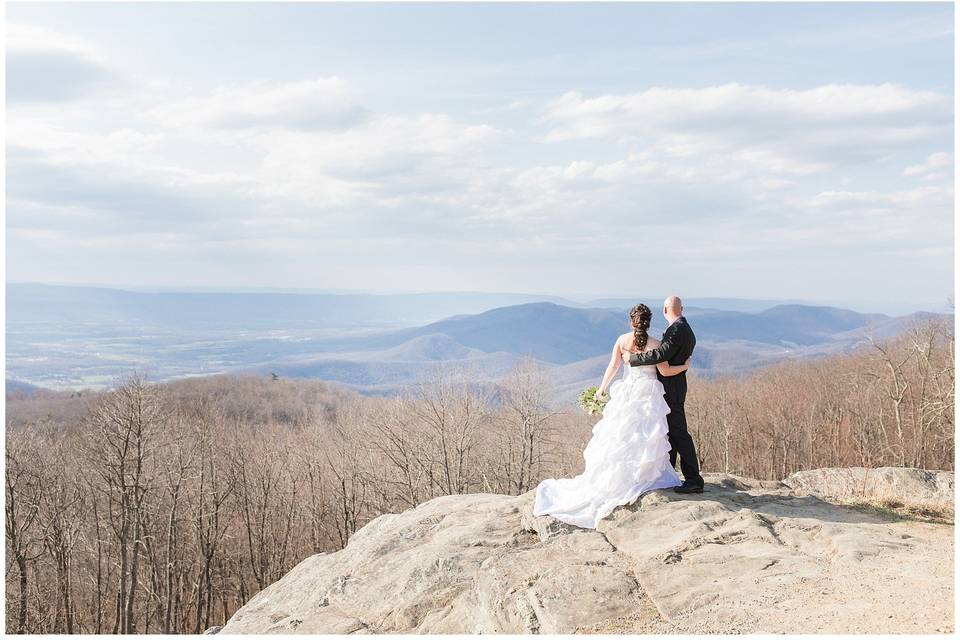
533, 363, 681, 529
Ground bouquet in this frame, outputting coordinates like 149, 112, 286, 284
578, 386, 609, 416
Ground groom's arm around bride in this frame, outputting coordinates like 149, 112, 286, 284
627, 318, 691, 369
628, 299, 695, 371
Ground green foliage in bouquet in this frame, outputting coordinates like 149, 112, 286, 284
578, 386, 609, 416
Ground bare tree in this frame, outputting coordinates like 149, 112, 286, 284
37, 441, 85, 633
494, 360, 557, 494
322, 406, 373, 549
406, 367, 486, 496
83, 374, 164, 634
6, 433, 45, 633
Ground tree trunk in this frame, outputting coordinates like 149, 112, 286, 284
16, 554, 29, 633
125, 515, 141, 633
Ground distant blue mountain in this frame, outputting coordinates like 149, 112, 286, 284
343, 301, 908, 363
685, 304, 890, 346
6, 284, 950, 395
584, 297, 807, 314
6, 379, 40, 395
405, 303, 627, 364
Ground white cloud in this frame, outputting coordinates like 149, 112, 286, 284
541, 83, 952, 173
6, 122, 165, 167
146, 77, 368, 131
804, 185, 953, 210
544, 83, 950, 139
783, 185, 955, 253
6, 23, 120, 103
254, 112, 501, 205
7, 69, 506, 246
903, 152, 953, 177
6, 23, 102, 58
4, 19, 953, 301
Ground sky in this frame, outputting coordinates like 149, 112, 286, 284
5, 1, 956, 310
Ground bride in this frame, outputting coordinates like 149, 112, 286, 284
532, 303, 690, 529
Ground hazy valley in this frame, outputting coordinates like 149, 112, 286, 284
7, 283, 950, 401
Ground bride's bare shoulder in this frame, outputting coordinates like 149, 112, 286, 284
618, 333, 660, 354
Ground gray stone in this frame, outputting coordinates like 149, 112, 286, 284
221, 469, 954, 634
783, 466, 954, 512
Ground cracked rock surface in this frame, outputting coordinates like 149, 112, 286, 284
220, 470, 954, 634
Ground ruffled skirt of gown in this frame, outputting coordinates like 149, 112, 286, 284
532, 365, 681, 529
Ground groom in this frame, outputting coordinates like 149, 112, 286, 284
629, 295, 705, 493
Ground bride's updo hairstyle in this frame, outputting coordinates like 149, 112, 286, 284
630, 304, 652, 352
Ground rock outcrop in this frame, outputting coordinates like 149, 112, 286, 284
220, 469, 954, 634
783, 466, 954, 514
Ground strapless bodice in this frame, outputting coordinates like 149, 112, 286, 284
626, 364, 658, 380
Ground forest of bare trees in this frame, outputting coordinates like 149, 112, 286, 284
5, 318, 953, 633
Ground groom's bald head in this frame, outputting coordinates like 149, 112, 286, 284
663, 295, 683, 322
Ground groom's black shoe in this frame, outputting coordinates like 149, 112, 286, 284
673, 482, 704, 494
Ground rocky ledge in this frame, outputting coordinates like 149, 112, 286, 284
219, 468, 954, 634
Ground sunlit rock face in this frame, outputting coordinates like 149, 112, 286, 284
220, 469, 954, 635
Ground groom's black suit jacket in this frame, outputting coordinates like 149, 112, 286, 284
628, 316, 695, 392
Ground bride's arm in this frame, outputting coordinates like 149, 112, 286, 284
657, 357, 692, 377
597, 339, 624, 397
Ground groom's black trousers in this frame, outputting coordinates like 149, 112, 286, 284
662, 380, 704, 487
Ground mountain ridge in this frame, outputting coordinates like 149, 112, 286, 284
7, 284, 951, 394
